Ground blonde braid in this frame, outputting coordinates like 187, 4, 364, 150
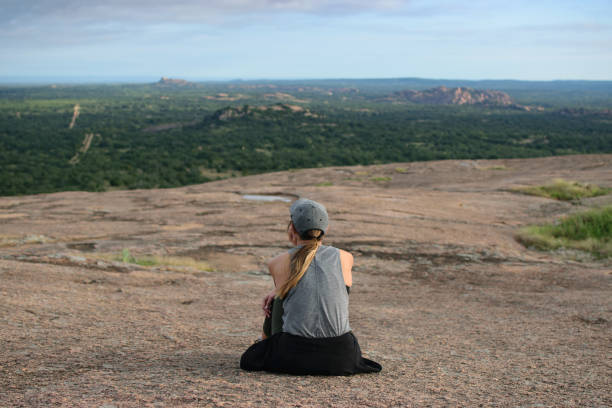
277, 229, 322, 299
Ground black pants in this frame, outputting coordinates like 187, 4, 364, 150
241, 330, 382, 375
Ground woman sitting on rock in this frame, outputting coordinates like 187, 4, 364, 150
240, 198, 381, 375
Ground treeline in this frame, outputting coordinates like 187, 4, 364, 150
1, 83, 611, 196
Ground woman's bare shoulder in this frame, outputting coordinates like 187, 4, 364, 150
268, 252, 290, 267
338, 249, 354, 264
267, 252, 291, 275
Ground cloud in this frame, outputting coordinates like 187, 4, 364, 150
0, 0, 418, 48
3, 0, 611, 81
2, 0, 410, 25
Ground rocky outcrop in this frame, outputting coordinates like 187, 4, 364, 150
1, 155, 611, 406
211, 104, 317, 121
392, 86, 514, 106
213, 106, 250, 121
156, 77, 194, 87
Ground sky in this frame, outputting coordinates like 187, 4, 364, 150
1, 0, 611, 81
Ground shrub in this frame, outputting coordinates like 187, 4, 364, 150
99, 249, 213, 271
516, 206, 612, 258
513, 179, 610, 201
370, 176, 392, 182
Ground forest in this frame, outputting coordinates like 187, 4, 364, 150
1, 78, 611, 196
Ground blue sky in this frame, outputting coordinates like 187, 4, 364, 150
1, 0, 611, 81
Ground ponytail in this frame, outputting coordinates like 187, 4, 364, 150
277, 227, 322, 299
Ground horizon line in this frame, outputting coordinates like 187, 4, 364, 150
1, 75, 612, 86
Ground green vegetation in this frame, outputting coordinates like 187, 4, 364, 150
370, 176, 392, 182
315, 181, 333, 187
513, 179, 611, 201
0, 234, 53, 247
97, 248, 213, 271
516, 206, 612, 258
1, 79, 611, 196
480, 165, 508, 171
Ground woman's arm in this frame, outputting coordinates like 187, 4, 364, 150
339, 249, 353, 288
262, 253, 291, 317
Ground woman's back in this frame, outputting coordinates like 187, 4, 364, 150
240, 198, 381, 375
282, 245, 350, 338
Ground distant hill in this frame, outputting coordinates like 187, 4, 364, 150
391, 86, 514, 106
156, 77, 195, 87
211, 104, 317, 121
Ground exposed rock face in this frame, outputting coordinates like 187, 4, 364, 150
212, 104, 316, 121
213, 106, 249, 121
1, 155, 611, 406
393, 86, 514, 106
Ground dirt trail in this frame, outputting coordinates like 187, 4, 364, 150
0, 155, 610, 406
68, 104, 80, 129
69, 133, 95, 164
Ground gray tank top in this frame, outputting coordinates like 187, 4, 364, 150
282, 245, 351, 338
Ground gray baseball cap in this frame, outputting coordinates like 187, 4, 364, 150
290, 198, 329, 237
